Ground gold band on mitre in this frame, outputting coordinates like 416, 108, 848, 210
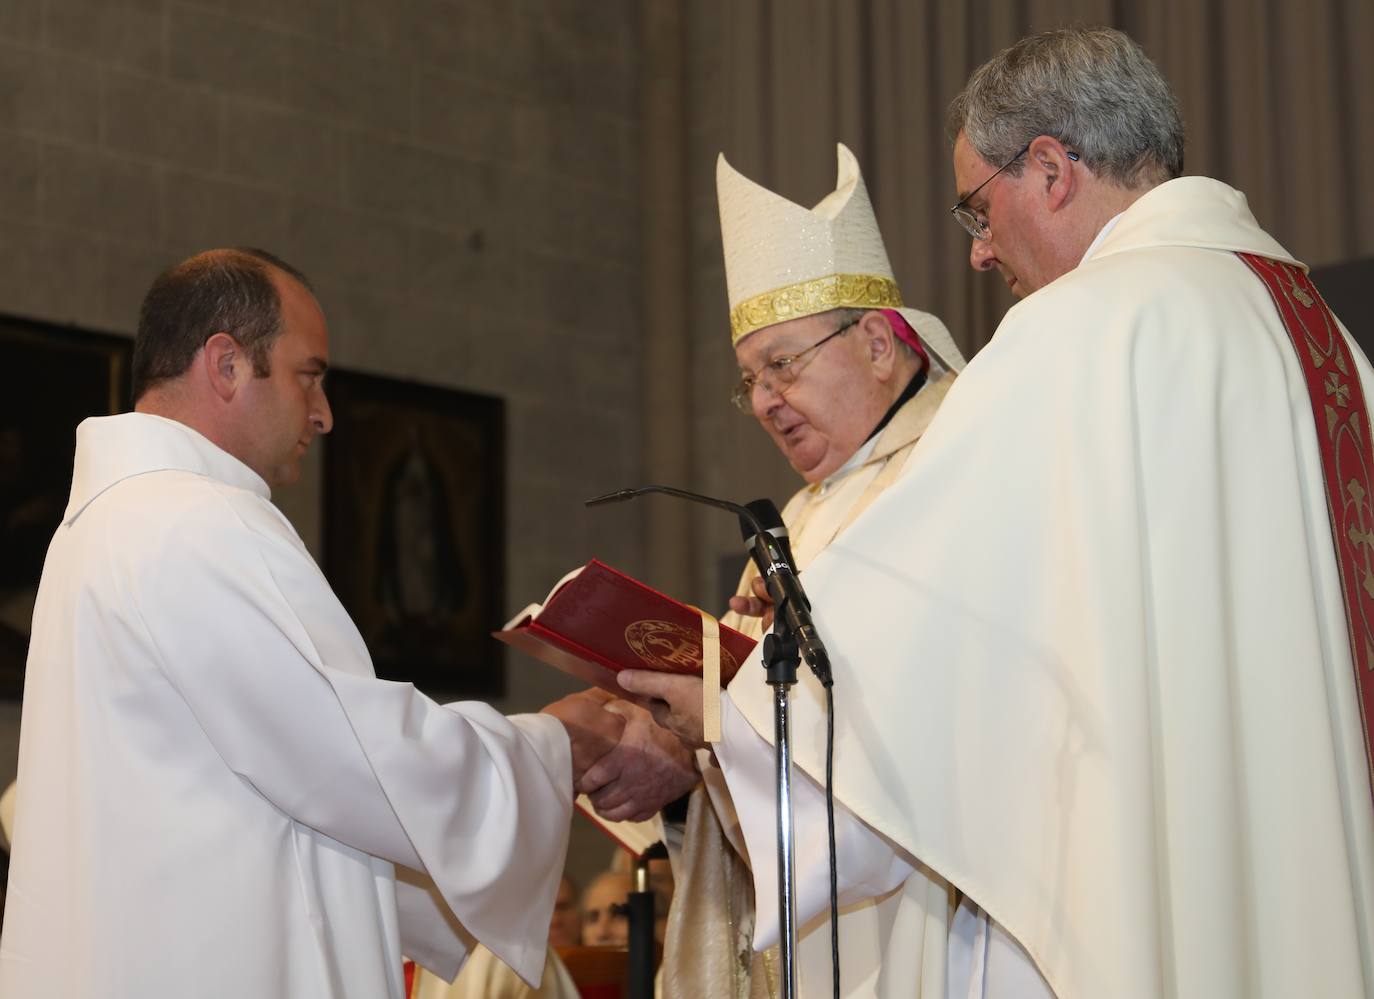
729, 272, 904, 344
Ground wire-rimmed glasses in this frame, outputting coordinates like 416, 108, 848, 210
730, 316, 861, 413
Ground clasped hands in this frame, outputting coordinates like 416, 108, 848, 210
541, 574, 774, 821
541, 679, 703, 822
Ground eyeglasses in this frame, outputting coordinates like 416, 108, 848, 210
950, 143, 1078, 240
730, 316, 860, 413
950, 143, 1029, 240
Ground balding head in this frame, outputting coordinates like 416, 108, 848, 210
132, 249, 332, 490
132, 248, 311, 403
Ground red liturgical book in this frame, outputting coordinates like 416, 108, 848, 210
493, 560, 756, 701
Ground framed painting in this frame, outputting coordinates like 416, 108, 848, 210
0, 317, 132, 699
322, 371, 506, 699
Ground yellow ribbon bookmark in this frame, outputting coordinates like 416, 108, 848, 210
689, 606, 722, 743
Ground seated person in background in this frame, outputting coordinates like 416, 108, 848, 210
548, 874, 581, 949
414, 857, 673, 997
581, 871, 635, 948
583, 854, 676, 949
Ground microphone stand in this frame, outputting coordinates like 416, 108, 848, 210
761, 624, 801, 999
586, 485, 809, 999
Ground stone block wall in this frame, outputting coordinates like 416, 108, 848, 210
0, 1, 649, 881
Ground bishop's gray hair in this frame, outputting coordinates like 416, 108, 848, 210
947, 26, 1184, 188
829, 307, 922, 361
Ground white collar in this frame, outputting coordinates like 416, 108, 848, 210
1080, 212, 1125, 264
65, 413, 270, 524
1084, 177, 1299, 267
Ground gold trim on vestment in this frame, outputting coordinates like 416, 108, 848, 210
697, 608, 721, 743
730, 273, 904, 343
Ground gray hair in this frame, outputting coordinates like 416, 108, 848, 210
829, 307, 921, 361
948, 26, 1184, 188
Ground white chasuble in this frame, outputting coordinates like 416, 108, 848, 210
720, 177, 1374, 998
0, 413, 574, 999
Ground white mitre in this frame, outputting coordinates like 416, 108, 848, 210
717, 143, 965, 372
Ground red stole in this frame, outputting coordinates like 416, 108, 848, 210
1241, 252, 1374, 811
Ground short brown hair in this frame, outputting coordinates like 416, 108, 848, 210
131, 248, 311, 403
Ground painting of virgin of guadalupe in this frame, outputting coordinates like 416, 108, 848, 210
322, 371, 505, 698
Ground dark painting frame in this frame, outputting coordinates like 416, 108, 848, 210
322, 371, 506, 700
0, 317, 132, 699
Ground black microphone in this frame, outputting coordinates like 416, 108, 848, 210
742, 498, 797, 578
739, 498, 833, 687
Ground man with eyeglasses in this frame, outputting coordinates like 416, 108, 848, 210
713, 140, 965, 625
632, 24, 1374, 999
574, 145, 966, 997
717, 148, 965, 546
931, 31, 1374, 996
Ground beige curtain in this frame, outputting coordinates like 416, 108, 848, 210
703, 0, 1374, 358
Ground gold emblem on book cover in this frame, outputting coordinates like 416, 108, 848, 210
625, 619, 740, 674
